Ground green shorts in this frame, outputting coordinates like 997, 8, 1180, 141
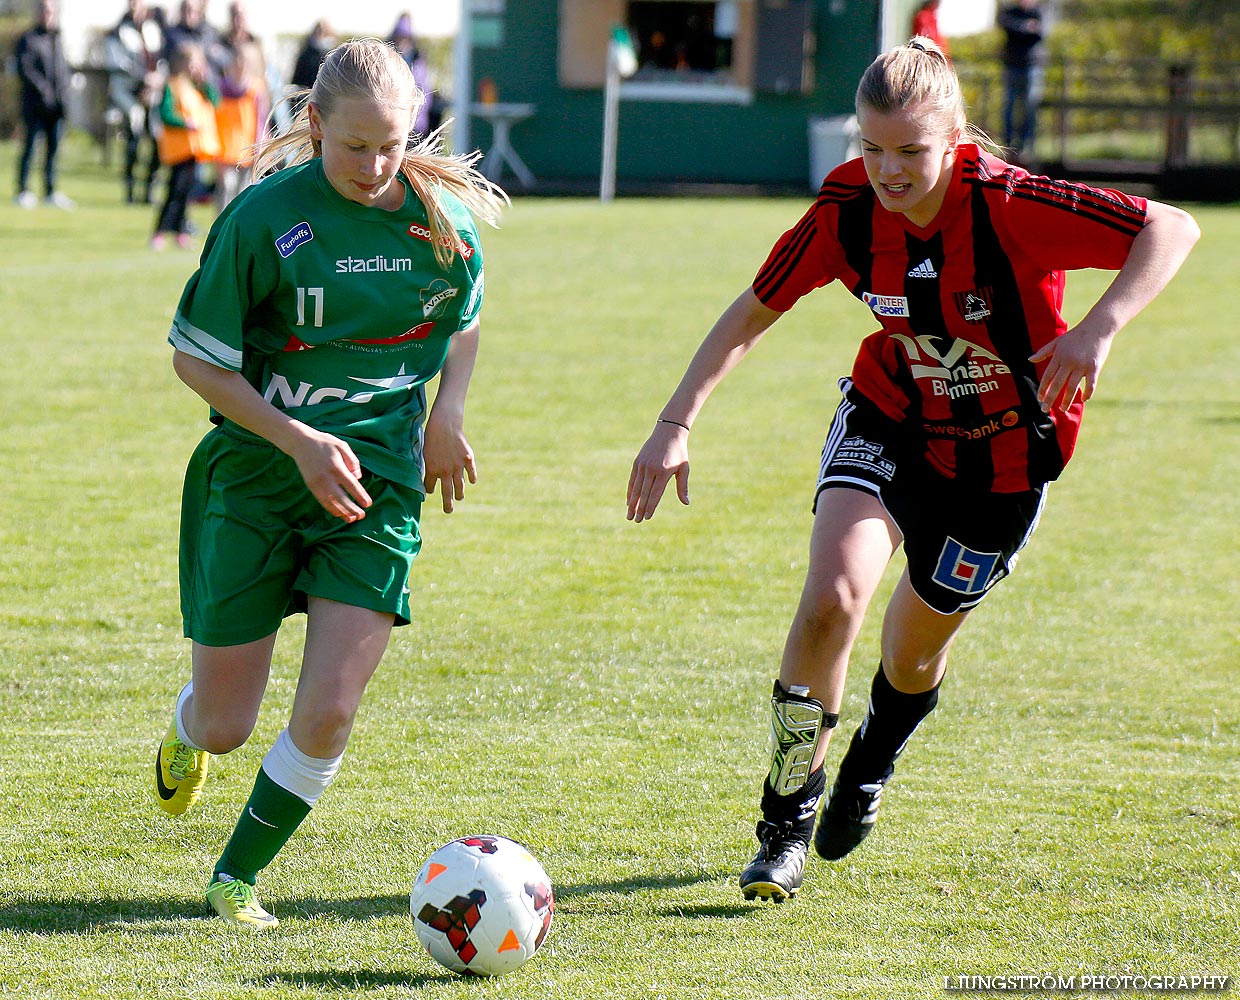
179, 425, 422, 646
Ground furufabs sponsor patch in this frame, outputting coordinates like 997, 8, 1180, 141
861, 291, 910, 318
276, 221, 314, 258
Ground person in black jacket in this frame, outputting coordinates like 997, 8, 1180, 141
104, 0, 164, 204
998, 0, 1045, 160
14, 0, 73, 209
290, 20, 334, 90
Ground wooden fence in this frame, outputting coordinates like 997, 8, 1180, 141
956, 55, 1240, 200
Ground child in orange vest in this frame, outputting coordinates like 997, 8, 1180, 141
152, 41, 219, 250
214, 46, 261, 212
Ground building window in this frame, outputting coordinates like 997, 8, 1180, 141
559, 0, 756, 103
627, 2, 736, 79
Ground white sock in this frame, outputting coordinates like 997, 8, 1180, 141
261, 728, 343, 806
174, 682, 205, 751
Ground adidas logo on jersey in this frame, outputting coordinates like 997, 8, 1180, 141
907, 258, 938, 278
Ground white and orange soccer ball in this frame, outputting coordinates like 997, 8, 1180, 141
410, 835, 554, 977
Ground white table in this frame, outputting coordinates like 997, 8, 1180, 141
471, 103, 537, 188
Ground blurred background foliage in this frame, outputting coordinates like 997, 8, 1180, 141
953, 0, 1240, 164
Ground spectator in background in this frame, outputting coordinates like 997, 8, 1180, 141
214, 45, 260, 210
164, 0, 230, 206
999, 0, 1045, 161
164, 0, 229, 85
223, 1, 269, 117
910, 1, 948, 57
14, 0, 73, 210
387, 11, 432, 136
152, 42, 219, 250
104, 0, 164, 204
221, 0, 272, 202
290, 20, 334, 91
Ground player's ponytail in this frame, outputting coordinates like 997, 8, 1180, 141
399, 123, 509, 268
252, 38, 507, 268
857, 35, 994, 151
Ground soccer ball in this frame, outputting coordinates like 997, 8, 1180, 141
410, 835, 554, 977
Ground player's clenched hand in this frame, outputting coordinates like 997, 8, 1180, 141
627, 423, 690, 522
288, 427, 373, 522
1030, 322, 1115, 414
423, 411, 476, 514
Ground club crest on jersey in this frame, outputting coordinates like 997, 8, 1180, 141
276, 221, 314, 258
420, 279, 459, 320
862, 292, 910, 318
954, 288, 993, 323
932, 537, 1002, 596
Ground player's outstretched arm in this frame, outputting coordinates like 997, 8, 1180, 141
1030, 199, 1200, 412
626, 289, 781, 522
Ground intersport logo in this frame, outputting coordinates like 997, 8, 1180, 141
862, 291, 910, 318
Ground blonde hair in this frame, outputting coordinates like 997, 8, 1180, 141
856, 36, 991, 148
253, 38, 507, 267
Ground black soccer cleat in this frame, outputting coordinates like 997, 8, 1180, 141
814, 779, 885, 860
739, 820, 810, 903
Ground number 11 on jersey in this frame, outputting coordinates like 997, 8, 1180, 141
296, 287, 324, 328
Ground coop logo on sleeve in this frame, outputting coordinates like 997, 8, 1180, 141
408, 222, 475, 260
932, 537, 1002, 596
275, 221, 314, 258
862, 291, 910, 318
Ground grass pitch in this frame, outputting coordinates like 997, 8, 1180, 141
0, 137, 1236, 999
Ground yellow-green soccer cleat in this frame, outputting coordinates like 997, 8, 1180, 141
206, 877, 280, 930
154, 721, 210, 816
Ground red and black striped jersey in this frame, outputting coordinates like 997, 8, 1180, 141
753, 144, 1148, 492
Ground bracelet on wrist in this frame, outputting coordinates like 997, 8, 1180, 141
657, 418, 690, 432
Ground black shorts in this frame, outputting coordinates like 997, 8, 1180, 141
814, 379, 1046, 615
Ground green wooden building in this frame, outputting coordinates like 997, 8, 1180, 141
462, 1, 887, 193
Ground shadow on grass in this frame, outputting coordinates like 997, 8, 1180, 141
249, 969, 457, 990
281, 893, 409, 922
554, 871, 723, 898
0, 872, 732, 934
0, 896, 204, 934
657, 902, 758, 919
0, 893, 413, 934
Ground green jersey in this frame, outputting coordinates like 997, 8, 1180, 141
168, 159, 484, 492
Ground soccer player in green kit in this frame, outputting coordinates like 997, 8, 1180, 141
153, 38, 507, 929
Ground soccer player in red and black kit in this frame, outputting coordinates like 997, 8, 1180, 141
626, 37, 1199, 903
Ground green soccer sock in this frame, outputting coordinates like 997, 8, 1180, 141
214, 767, 312, 886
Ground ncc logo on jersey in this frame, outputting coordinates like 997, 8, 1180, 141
932, 537, 1002, 596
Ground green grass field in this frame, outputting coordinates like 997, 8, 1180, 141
0, 137, 1236, 999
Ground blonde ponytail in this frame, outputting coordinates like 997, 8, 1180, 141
400, 122, 508, 268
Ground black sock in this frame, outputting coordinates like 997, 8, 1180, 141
836, 662, 939, 788
760, 766, 826, 836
